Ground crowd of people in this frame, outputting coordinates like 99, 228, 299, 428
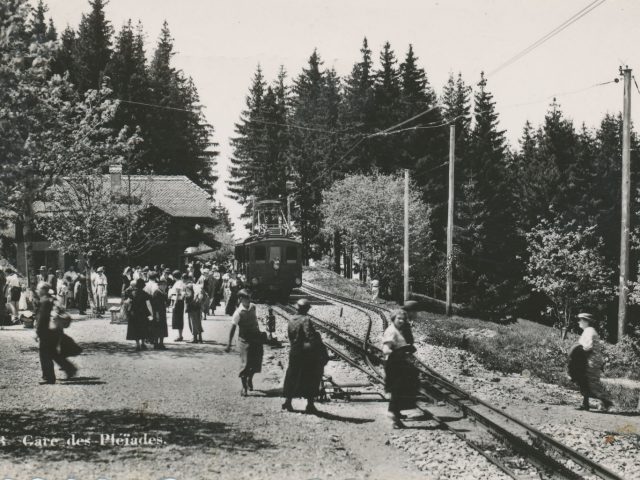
1, 260, 616, 422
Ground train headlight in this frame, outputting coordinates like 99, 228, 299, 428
295, 277, 302, 286
252, 277, 259, 286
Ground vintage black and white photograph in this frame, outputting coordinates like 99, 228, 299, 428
1, 0, 639, 478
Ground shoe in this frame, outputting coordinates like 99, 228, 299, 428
39, 380, 55, 385
305, 404, 319, 415
576, 404, 590, 411
240, 388, 248, 397
247, 377, 253, 391
174, 337, 183, 342
392, 419, 405, 429
158, 344, 167, 350
65, 367, 78, 379
282, 403, 294, 412
140, 344, 147, 351
601, 400, 613, 411
191, 339, 198, 343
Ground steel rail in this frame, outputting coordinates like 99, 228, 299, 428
273, 304, 384, 383
299, 283, 624, 480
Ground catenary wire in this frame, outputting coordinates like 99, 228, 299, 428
488, 0, 607, 77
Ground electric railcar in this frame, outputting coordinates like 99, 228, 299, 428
234, 200, 302, 301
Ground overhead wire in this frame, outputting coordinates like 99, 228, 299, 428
488, 0, 607, 77
297, 76, 618, 192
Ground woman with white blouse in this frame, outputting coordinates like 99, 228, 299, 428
382, 310, 419, 428
576, 313, 612, 411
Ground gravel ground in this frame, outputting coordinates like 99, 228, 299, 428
290, 295, 517, 479
0, 303, 431, 480
301, 279, 640, 480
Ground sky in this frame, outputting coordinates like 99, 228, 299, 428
45, 0, 640, 239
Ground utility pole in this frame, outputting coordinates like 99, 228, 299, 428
618, 66, 632, 341
446, 125, 455, 316
404, 169, 410, 302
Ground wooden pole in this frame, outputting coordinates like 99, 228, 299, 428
446, 125, 455, 316
618, 67, 632, 341
404, 169, 410, 302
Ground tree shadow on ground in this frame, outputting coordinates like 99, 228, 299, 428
0, 408, 273, 463
23, 342, 228, 359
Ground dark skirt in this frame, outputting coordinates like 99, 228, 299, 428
126, 314, 149, 341
172, 299, 184, 329
384, 350, 419, 410
151, 317, 168, 338
283, 350, 324, 399
238, 337, 263, 377
225, 293, 238, 316
10, 286, 21, 302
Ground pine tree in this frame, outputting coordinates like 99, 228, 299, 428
288, 50, 338, 261
342, 38, 376, 172
397, 44, 444, 171
372, 41, 402, 172
45, 17, 56, 41
50, 26, 77, 81
145, 21, 218, 192
106, 19, 151, 163
29, 0, 48, 43
457, 72, 520, 318
74, 0, 113, 92
228, 65, 267, 220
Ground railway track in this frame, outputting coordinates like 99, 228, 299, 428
294, 283, 625, 480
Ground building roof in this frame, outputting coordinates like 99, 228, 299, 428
119, 175, 213, 219
34, 175, 214, 220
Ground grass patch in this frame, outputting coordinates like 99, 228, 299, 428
416, 312, 640, 409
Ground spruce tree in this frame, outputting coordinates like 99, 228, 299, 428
74, 0, 113, 92
106, 19, 151, 165
459, 73, 520, 318
288, 50, 338, 261
228, 65, 267, 221
342, 38, 375, 172
50, 26, 77, 81
145, 21, 218, 192
372, 41, 402, 172
29, 0, 48, 43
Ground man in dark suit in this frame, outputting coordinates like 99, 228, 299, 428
36, 283, 76, 384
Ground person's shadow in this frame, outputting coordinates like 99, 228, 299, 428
305, 410, 374, 424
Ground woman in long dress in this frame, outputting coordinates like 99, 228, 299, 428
282, 298, 328, 414
151, 278, 169, 350
171, 271, 186, 341
382, 309, 419, 428
225, 289, 263, 396
575, 313, 613, 411
185, 283, 204, 343
126, 278, 153, 351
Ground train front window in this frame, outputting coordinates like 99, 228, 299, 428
269, 246, 281, 262
286, 246, 298, 264
254, 246, 266, 263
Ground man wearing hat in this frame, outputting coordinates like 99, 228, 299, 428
400, 300, 419, 345
36, 266, 47, 285
575, 313, 613, 411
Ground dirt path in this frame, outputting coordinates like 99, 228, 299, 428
0, 311, 428, 480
